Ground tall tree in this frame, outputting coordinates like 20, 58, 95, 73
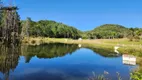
21, 17, 32, 38
0, 6, 20, 44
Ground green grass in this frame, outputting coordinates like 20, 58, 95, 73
22, 37, 142, 53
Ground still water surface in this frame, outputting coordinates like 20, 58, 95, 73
0, 43, 137, 80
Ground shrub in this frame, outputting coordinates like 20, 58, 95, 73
39, 40, 44, 44
23, 40, 28, 43
128, 35, 134, 41
131, 71, 142, 80
31, 40, 36, 44
134, 36, 140, 42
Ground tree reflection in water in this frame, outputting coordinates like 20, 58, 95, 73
21, 43, 79, 63
84, 46, 122, 57
0, 44, 20, 80
0, 43, 123, 80
21, 43, 121, 63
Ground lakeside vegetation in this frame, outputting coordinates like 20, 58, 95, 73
20, 17, 142, 41
20, 18, 81, 39
19, 17, 142, 58
19, 18, 142, 80
22, 37, 142, 56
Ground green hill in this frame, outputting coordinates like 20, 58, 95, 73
84, 24, 130, 39
21, 18, 81, 39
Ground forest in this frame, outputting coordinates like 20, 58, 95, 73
0, 16, 142, 41
20, 17, 142, 41
20, 18, 81, 39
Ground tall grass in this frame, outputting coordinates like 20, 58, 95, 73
88, 72, 123, 80
88, 71, 142, 80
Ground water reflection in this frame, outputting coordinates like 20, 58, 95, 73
86, 47, 121, 57
78, 44, 82, 48
21, 43, 79, 63
0, 44, 20, 80
21, 43, 122, 63
123, 54, 136, 65
0, 43, 138, 80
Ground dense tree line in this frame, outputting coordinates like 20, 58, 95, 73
21, 18, 81, 39
1, 15, 142, 40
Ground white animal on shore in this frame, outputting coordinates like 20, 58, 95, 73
78, 38, 82, 41
114, 49, 119, 54
114, 46, 120, 50
114, 46, 120, 54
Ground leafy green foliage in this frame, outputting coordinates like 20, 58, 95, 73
128, 28, 142, 42
1, 15, 141, 40
131, 71, 142, 80
21, 19, 81, 39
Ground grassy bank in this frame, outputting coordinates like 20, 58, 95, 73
22, 37, 142, 63
22, 37, 142, 57
22, 37, 142, 55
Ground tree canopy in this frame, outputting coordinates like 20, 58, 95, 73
21, 18, 81, 39
0, 16, 141, 40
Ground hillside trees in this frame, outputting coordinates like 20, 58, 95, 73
19, 18, 142, 40
21, 18, 81, 39
83, 24, 131, 39
128, 28, 142, 41
82, 24, 142, 42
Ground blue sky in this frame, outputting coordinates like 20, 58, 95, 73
4, 0, 142, 31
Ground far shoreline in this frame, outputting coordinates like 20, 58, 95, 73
22, 37, 142, 56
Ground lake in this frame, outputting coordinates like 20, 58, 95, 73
0, 43, 137, 80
